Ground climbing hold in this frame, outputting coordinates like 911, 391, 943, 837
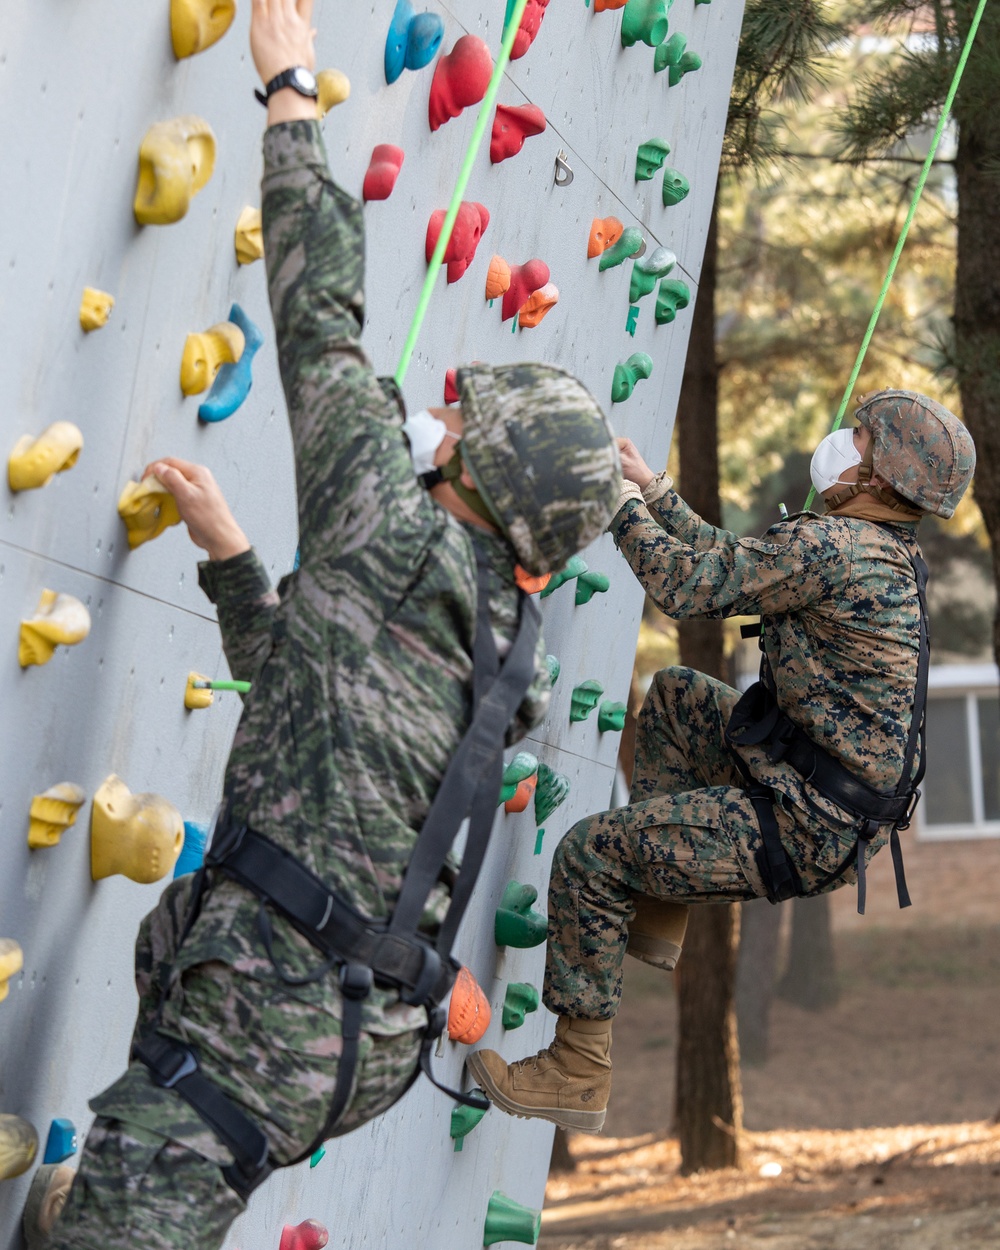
19, 591, 91, 668
502, 982, 540, 1030
670, 50, 702, 86
485, 255, 512, 302
184, 672, 213, 709
495, 882, 548, 949
535, 763, 570, 825
655, 278, 691, 324
428, 35, 493, 132
426, 201, 490, 284
514, 565, 552, 595
575, 570, 611, 605
170, 0, 235, 59
8, 421, 83, 492
653, 31, 685, 72
363, 144, 405, 202
117, 475, 182, 549
316, 69, 351, 116
444, 369, 460, 404
133, 115, 216, 226
587, 216, 624, 259
484, 1191, 542, 1246
661, 167, 690, 207
599, 227, 644, 272
90, 775, 183, 885
593, 0, 627, 9
545, 654, 560, 685
447, 966, 491, 1044
612, 352, 654, 403
174, 821, 208, 878
506, 0, 551, 59
570, 679, 604, 723
629, 246, 677, 303
635, 138, 671, 181
539, 553, 588, 597
309, 1146, 326, 1168
27, 783, 87, 849
621, 0, 670, 48
42, 1120, 77, 1166
384, 0, 444, 84
501, 260, 550, 321
79, 287, 114, 332
0, 1113, 37, 1180
198, 304, 264, 423
0, 941, 24, 1005
279, 1221, 329, 1250
500, 752, 540, 805
598, 700, 628, 733
505, 774, 538, 814
180, 320, 245, 396
490, 103, 547, 164
234, 207, 263, 265
451, 1101, 488, 1148
518, 282, 559, 329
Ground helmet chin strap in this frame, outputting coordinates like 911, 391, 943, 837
823, 439, 918, 514
439, 446, 503, 528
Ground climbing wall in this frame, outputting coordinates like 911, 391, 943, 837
0, 2, 743, 1246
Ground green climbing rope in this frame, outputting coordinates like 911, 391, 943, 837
803, 0, 987, 512
394, 0, 532, 387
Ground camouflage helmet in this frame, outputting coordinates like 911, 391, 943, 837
454, 362, 620, 575
853, 389, 975, 519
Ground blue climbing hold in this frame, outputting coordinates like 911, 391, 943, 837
198, 303, 264, 423
385, 0, 445, 84
174, 821, 208, 878
43, 1119, 77, 1165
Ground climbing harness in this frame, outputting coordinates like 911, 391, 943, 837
136, 555, 541, 1199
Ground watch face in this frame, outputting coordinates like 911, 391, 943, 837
290, 67, 318, 95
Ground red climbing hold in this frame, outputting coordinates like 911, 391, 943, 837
362, 144, 404, 202
501, 259, 550, 321
444, 369, 460, 404
428, 35, 493, 131
426, 201, 490, 283
510, 0, 552, 59
490, 103, 547, 164
279, 1222, 329, 1250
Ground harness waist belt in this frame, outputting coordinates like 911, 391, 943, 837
768, 726, 911, 824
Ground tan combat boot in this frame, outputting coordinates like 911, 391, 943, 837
466, 1016, 612, 1133
23, 1164, 75, 1250
626, 896, 688, 971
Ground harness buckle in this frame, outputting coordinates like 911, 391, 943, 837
339, 962, 373, 1001
398, 942, 443, 1008
895, 788, 921, 832
137, 1037, 199, 1089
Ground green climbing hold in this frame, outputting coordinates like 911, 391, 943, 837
612, 352, 653, 403
502, 981, 541, 1030
535, 763, 570, 825
575, 571, 610, 606
629, 247, 677, 303
309, 1146, 326, 1168
545, 654, 560, 685
599, 226, 645, 272
635, 137, 671, 181
670, 50, 702, 86
653, 30, 686, 72
571, 679, 604, 722
495, 881, 548, 948
598, 700, 628, 733
540, 554, 588, 597
655, 278, 691, 324
451, 1100, 488, 1149
621, 0, 670, 49
499, 751, 540, 805
661, 166, 690, 207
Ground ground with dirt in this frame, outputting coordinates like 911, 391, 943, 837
539, 924, 1000, 1249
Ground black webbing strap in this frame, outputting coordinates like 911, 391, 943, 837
749, 785, 801, 904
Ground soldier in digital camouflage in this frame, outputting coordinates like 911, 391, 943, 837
469, 389, 976, 1134
25, 3, 618, 1247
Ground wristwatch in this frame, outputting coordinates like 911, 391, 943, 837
255, 66, 318, 106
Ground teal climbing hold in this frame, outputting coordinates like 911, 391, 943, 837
629, 247, 677, 303
570, 679, 604, 722
655, 278, 691, 324
539, 554, 588, 597
384, 0, 444, 84
662, 167, 690, 207
484, 1191, 542, 1246
599, 227, 644, 272
635, 138, 671, 181
612, 352, 653, 403
309, 1146, 326, 1168
621, 0, 670, 49
174, 820, 208, 878
42, 1119, 77, 1165
451, 1100, 488, 1150
575, 570, 610, 606
502, 982, 540, 1030
495, 881, 548, 948
545, 654, 560, 685
598, 700, 628, 733
198, 303, 264, 423
654, 30, 686, 72
670, 50, 702, 86
499, 751, 540, 805
535, 763, 570, 825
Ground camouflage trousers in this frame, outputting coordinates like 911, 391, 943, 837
50, 875, 423, 1250
544, 667, 778, 1020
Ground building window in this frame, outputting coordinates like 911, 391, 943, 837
919, 676, 1000, 840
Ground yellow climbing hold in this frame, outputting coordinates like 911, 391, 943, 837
234, 206, 264, 265
90, 775, 184, 885
19, 591, 91, 668
8, 421, 83, 492
28, 783, 87, 849
170, 0, 237, 59
180, 321, 245, 395
185, 671, 214, 710
317, 69, 351, 116
117, 475, 182, 549
134, 115, 217, 226
0, 940, 24, 1005
79, 287, 115, 332
0, 1113, 36, 1179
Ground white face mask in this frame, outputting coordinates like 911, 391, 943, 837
810, 427, 862, 495
401, 408, 458, 477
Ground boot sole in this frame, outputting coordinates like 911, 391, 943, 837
466, 1053, 606, 1134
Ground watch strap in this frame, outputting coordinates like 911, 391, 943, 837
255, 67, 316, 107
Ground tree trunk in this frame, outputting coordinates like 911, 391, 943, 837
549, 1128, 575, 1173
776, 894, 839, 1010
735, 898, 783, 1065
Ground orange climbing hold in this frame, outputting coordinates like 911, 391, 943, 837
594, 0, 627, 8
514, 565, 551, 594
588, 216, 625, 259
518, 282, 559, 328
485, 255, 512, 301
447, 966, 492, 1044
502, 259, 550, 321
504, 774, 538, 814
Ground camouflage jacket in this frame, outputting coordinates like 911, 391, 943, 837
194, 122, 549, 1034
